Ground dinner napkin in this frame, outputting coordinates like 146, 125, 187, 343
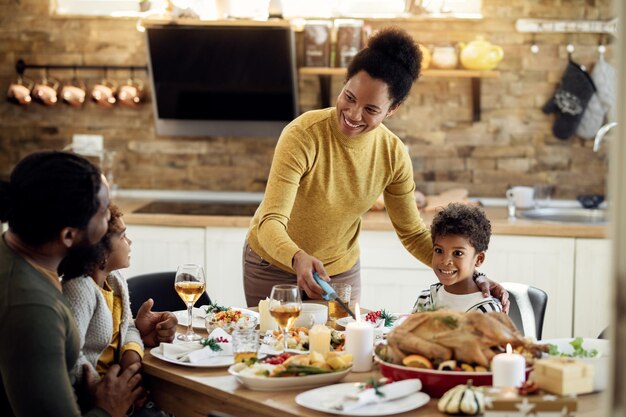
156, 328, 233, 363
330, 379, 423, 412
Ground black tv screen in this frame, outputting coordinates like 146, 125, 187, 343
146, 23, 299, 137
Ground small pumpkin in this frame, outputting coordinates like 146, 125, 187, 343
437, 380, 485, 415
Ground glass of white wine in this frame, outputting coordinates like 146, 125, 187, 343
174, 263, 206, 342
269, 284, 302, 351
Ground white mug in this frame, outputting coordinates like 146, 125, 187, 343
506, 186, 534, 209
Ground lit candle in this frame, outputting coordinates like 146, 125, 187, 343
344, 304, 374, 372
491, 343, 526, 389
309, 324, 331, 355
258, 298, 279, 333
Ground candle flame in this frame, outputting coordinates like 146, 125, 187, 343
355, 303, 361, 321
506, 343, 512, 354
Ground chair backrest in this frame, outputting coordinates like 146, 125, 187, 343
127, 271, 211, 316
501, 282, 548, 340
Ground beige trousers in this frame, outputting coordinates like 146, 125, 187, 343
242, 242, 361, 308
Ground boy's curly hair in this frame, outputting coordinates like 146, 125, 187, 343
430, 203, 491, 252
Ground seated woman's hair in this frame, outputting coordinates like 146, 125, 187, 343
430, 203, 491, 252
59, 204, 124, 280
0, 151, 102, 246
346, 27, 422, 107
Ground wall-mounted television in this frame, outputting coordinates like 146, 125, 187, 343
145, 22, 299, 137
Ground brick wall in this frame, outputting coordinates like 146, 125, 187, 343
0, 0, 615, 198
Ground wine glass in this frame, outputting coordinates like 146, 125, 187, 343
269, 284, 302, 351
174, 263, 206, 342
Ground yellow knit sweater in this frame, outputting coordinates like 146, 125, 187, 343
247, 108, 432, 275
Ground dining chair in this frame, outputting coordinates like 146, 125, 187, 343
126, 271, 211, 317
501, 282, 548, 340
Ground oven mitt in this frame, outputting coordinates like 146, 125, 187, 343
576, 53, 616, 139
543, 60, 596, 140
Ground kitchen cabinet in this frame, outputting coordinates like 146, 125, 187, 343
359, 231, 576, 339
204, 227, 248, 308
573, 238, 611, 338
123, 224, 206, 282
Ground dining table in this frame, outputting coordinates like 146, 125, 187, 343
142, 324, 608, 417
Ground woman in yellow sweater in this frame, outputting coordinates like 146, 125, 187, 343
244, 27, 507, 310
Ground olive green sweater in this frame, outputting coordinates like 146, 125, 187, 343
247, 107, 432, 275
0, 236, 109, 417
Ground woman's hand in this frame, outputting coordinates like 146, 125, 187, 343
292, 250, 329, 299
475, 274, 510, 314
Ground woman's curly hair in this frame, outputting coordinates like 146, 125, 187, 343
430, 203, 491, 252
346, 27, 422, 107
59, 204, 124, 280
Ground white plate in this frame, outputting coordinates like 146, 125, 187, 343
175, 307, 260, 329
295, 383, 430, 416
228, 365, 351, 391
151, 347, 234, 368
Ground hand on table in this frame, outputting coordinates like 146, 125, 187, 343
135, 299, 178, 347
292, 250, 329, 299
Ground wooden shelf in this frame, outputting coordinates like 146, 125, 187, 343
298, 67, 500, 121
299, 67, 499, 78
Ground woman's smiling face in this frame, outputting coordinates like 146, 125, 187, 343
335, 70, 397, 137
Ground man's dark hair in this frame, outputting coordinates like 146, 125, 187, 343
346, 27, 422, 107
430, 203, 492, 252
0, 151, 102, 246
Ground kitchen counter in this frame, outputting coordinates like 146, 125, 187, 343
115, 194, 607, 239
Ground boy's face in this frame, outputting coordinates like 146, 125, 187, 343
431, 234, 485, 293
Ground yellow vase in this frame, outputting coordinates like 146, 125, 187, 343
459, 37, 504, 71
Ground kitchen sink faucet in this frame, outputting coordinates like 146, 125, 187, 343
593, 122, 618, 152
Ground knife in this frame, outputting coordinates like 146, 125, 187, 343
312, 272, 356, 320
333, 379, 423, 411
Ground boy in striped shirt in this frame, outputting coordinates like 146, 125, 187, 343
412, 203, 502, 314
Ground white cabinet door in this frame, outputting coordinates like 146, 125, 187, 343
482, 235, 576, 339
359, 230, 433, 312
205, 227, 248, 308
123, 225, 206, 279
574, 238, 611, 338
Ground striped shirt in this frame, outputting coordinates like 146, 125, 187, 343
412, 283, 502, 313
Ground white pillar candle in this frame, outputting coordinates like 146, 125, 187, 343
258, 298, 278, 333
491, 343, 526, 388
344, 304, 374, 372
309, 324, 331, 355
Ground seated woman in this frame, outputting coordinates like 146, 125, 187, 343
60, 204, 167, 416
412, 203, 502, 313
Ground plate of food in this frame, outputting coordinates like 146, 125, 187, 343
174, 303, 260, 330
228, 351, 352, 391
260, 327, 345, 354
376, 309, 547, 397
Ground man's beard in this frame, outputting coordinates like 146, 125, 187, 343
58, 237, 104, 280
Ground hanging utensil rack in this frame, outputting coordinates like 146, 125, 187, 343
15, 59, 148, 75
515, 18, 618, 34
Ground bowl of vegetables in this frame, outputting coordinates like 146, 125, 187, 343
542, 337, 610, 391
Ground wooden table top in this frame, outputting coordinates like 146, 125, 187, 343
142, 348, 608, 417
